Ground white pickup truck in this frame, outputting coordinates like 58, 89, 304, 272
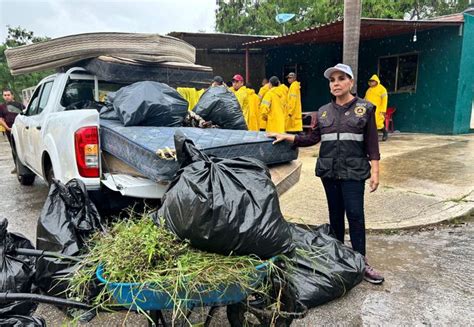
13, 67, 132, 191
12, 67, 301, 201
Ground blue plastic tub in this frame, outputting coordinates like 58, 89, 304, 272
96, 260, 272, 311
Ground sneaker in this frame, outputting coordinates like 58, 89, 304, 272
382, 133, 388, 141
11, 167, 17, 174
364, 257, 384, 284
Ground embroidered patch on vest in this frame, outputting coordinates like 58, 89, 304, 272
354, 106, 366, 117
321, 111, 328, 119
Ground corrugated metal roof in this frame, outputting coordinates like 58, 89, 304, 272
168, 32, 274, 50
243, 15, 464, 47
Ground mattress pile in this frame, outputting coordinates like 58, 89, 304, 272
100, 119, 298, 182
4, 32, 211, 82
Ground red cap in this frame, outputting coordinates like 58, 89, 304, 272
232, 74, 244, 82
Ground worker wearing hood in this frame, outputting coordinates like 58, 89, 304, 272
364, 74, 389, 141
260, 76, 287, 133
286, 72, 303, 132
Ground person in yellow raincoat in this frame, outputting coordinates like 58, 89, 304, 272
230, 74, 259, 131
285, 72, 303, 133
260, 76, 287, 133
364, 74, 389, 141
177, 87, 205, 110
258, 78, 269, 100
257, 78, 270, 130
245, 88, 261, 131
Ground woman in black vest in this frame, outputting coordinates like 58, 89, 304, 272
268, 63, 384, 284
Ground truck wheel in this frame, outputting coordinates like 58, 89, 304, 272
15, 155, 35, 186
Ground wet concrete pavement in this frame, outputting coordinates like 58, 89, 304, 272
281, 133, 474, 229
1, 132, 473, 326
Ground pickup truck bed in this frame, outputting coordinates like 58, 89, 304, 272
99, 119, 299, 183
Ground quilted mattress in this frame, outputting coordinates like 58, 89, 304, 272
100, 119, 298, 182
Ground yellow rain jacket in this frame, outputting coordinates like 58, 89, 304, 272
258, 84, 270, 100
246, 89, 260, 131
177, 87, 205, 110
257, 84, 270, 129
286, 81, 303, 132
260, 86, 287, 133
364, 74, 388, 130
230, 86, 254, 128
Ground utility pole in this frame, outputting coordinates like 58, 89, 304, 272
343, 0, 362, 92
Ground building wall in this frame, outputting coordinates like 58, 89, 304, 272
195, 50, 266, 90
265, 26, 466, 134
358, 26, 463, 134
265, 43, 342, 111
453, 13, 474, 133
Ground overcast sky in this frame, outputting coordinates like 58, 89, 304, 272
0, 0, 217, 41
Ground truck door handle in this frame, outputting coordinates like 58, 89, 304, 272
36, 126, 41, 130
25, 126, 29, 130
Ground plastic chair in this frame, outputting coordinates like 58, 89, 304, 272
302, 111, 318, 134
385, 107, 396, 132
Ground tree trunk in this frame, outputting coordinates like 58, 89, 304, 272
343, 0, 362, 93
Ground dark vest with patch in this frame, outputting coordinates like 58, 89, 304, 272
316, 98, 374, 181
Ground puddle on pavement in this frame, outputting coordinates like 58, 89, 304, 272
361, 225, 474, 325
380, 140, 474, 187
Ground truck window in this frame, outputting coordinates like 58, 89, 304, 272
37, 81, 54, 115
61, 79, 123, 107
61, 80, 95, 107
25, 85, 42, 116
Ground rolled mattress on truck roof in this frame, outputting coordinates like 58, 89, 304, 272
99, 119, 299, 184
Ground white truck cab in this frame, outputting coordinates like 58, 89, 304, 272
13, 68, 110, 190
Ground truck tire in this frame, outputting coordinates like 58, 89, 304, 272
15, 155, 35, 186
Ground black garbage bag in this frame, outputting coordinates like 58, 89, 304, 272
0, 219, 37, 317
35, 179, 104, 295
0, 315, 45, 327
99, 102, 119, 120
287, 223, 365, 309
156, 132, 292, 258
112, 81, 188, 127
192, 86, 247, 130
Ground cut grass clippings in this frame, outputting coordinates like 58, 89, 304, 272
66, 212, 274, 324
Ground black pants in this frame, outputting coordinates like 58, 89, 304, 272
321, 179, 366, 256
6, 131, 17, 164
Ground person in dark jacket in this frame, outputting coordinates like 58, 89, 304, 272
0, 88, 25, 174
268, 63, 384, 284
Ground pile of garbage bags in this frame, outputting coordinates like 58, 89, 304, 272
0, 219, 44, 326
98, 81, 247, 130
0, 179, 103, 325
100, 81, 188, 127
1, 135, 365, 324
158, 133, 365, 307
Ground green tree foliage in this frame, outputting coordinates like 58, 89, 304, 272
1, 26, 51, 101
215, 0, 469, 35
